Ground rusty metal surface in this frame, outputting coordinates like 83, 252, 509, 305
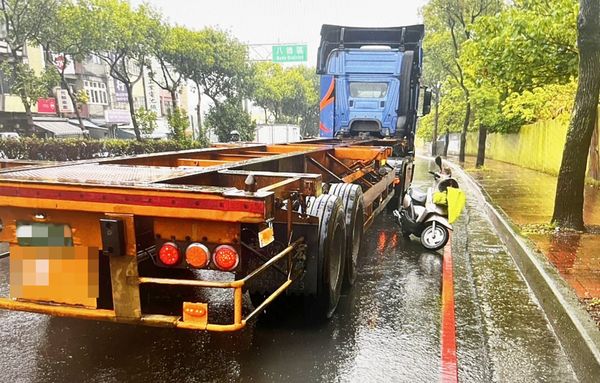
0, 164, 196, 185
0, 139, 395, 188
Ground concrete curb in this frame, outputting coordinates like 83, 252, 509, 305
443, 159, 600, 383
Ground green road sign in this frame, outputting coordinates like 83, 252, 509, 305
272, 44, 307, 63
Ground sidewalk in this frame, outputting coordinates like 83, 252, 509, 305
458, 156, 600, 325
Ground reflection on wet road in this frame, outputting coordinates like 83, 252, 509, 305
0, 213, 443, 383
0, 159, 577, 382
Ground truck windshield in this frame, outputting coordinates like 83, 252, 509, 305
349, 82, 388, 98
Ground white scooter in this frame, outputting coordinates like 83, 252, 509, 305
393, 156, 462, 251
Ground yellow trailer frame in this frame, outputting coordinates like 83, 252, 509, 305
0, 139, 406, 331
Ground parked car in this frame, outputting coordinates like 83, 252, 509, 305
0, 132, 19, 140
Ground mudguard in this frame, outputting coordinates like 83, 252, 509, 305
424, 215, 452, 231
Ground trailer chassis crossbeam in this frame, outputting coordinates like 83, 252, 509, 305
0, 238, 305, 332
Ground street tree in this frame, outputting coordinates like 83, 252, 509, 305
147, 23, 185, 111
169, 27, 254, 140
163, 27, 207, 134
552, 0, 600, 230
77, 0, 159, 141
0, 62, 59, 135
253, 63, 319, 136
37, 0, 98, 130
0, 0, 60, 130
465, 0, 578, 167
135, 107, 157, 136
205, 98, 255, 143
459, 36, 522, 167
421, 28, 449, 156
422, 0, 503, 162
296, 65, 320, 137
471, 0, 578, 94
417, 84, 468, 154
253, 62, 286, 122
194, 28, 254, 106
167, 107, 189, 141
467, 81, 506, 167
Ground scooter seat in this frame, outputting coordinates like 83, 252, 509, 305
409, 188, 427, 206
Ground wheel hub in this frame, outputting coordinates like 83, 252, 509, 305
423, 225, 446, 247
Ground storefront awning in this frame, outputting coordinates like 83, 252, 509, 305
33, 118, 84, 137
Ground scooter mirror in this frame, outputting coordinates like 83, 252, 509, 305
434, 156, 443, 171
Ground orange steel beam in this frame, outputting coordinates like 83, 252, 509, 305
177, 159, 232, 167
342, 164, 375, 183
363, 170, 395, 207
215, 153, 262, 159
265, 144, 326, 154
0, 182, 272, 223
218, 170, 322, 195
334, 146, 391, 161
240, 151, 279, 156
258, 178, 302, 197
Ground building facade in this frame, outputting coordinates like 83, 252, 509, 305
0, 42, 194, 139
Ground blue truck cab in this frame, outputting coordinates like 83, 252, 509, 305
317, 25, 430, 143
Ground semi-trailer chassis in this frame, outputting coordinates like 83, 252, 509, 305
0, 138, 408, 331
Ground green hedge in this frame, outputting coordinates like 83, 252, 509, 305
0, 138, 207, 161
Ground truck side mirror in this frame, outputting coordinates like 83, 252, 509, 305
423, 89, 432, 116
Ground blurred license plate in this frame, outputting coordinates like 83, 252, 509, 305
11, 222, 98, 307
16, 222, 73, 247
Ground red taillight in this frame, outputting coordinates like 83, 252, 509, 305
212, 245, 239, 271
186, 243, 210, 268
159, 242, 181, 266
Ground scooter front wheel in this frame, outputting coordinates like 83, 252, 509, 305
420, 222, 449, 251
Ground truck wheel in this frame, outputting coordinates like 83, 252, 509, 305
420, 222, 449, 251
307, 194, 346, 319
328, 183, 364, 288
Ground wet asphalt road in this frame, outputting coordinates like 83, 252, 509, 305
0, 159, 577, 382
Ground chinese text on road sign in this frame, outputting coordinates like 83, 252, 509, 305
272, 45, 307, 63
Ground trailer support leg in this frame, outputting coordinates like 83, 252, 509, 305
105, 213, 141, 319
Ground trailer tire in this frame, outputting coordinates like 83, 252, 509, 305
328, 183, 364, 288
307, 194, 346, 319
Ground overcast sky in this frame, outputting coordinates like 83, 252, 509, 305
132, 0, 427, 65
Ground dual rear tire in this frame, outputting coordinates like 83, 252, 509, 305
307, 194, 347, 319
328, 183, 365, 288
252, 184, 365, 321
307, 184, 365, 319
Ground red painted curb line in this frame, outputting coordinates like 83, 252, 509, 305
441, 235, 458, 383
